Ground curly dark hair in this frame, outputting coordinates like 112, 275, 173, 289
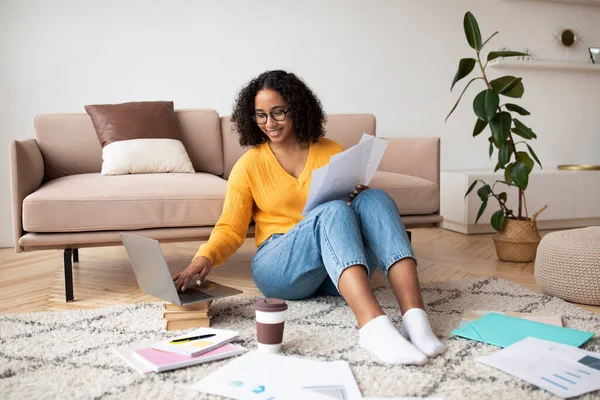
231, 70, 326, 147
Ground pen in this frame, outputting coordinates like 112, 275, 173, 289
170, 333, 216, 343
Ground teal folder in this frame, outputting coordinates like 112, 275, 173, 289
451, 312, 594, 348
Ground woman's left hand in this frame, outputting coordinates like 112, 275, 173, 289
347, 184, 370, 204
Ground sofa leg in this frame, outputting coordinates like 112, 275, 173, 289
72, 248, 79, 263
64, 249, 74, 302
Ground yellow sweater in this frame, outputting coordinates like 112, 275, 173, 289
195, 137, 343, 267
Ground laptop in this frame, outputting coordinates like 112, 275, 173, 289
119, 232, 243, 306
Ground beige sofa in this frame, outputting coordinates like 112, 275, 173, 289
10, 109, 442, 301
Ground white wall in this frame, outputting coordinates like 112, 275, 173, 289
1, 0, 599, 247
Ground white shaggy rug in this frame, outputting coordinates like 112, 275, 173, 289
1, 278, 599, 400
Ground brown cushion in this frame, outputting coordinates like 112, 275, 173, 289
84, 101, 181, 147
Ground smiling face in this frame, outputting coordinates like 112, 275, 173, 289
254, 88, 296, 146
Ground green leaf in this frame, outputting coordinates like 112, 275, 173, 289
487, 51, 529, 62
500, 77, 522, 94
490, 111, 512, 144
473, 89, 500, 122
494, 163, 501, 172
499, 141, 513, 168
511, 161, 529, 190
498, 192, 507, 202
496, 180, 516, 187
488, 135, 499, 149
505, 103, 530, 115
490, 76, 524, 98
451, 58, 477, 91
464, 12, 482, 50
517, 151, 534, 172
491, 76, 523, 96
476, 199, 488, 224
526, 143, 542, 169
504, 163, 513, 183
465, 180, 479, 198
489, 140, 494, 159
491, 210, 506, 231
445, 77, 483, 122
473, 119, 488, 137
513, 119, 537, 139
477, 184, 492, 201
511, 127, 531, 140
481, 31, 499, 50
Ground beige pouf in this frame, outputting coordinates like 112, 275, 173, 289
534, 226, 600, 305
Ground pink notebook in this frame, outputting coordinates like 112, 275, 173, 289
132, 343, 245, 373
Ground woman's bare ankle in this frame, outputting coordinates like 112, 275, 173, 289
356, 310, 385, 329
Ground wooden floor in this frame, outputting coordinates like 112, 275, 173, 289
1, 228, 598, 315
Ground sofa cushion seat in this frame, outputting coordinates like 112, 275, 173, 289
370, 171, 439, 215
21, 171, 438, 233
22, 173, 227, 233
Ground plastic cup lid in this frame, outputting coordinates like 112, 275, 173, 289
254, 298, 288, 312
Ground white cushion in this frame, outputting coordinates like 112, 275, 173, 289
101, 138, 195, 175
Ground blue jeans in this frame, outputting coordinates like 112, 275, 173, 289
251, 188, 416, 300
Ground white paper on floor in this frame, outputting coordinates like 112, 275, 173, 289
190, 351, 362, 400
478, 337, 600, 399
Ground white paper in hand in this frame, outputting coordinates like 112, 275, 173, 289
359, 133, 389, 184
303, 134, 388, 215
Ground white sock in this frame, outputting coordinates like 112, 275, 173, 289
400, 308, 446, 358
359, 315, 428, 365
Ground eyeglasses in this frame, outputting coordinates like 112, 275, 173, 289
252, 108, 290, 124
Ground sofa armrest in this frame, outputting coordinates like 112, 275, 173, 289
10, 139, 45, 252
378, 137, 440, 184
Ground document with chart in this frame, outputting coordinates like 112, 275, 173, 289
303, 134, 388, 215
478, 337, 600, 398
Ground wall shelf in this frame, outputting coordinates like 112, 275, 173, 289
508, 0, 600, 6
488, 59, 600, 72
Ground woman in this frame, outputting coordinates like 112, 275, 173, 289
173, 70, 445, 365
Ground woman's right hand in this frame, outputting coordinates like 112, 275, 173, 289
173, 256, 212, 292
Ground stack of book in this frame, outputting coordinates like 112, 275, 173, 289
162, 301, 212, 331
113, 328, 244, 374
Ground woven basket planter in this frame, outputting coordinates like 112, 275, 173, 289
493, 218, 541, 262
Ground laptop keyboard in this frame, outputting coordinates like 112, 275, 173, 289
178, 287, 213, 304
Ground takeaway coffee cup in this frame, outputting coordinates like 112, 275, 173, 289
254, 298, 288, 353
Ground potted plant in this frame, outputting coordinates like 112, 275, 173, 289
446, 11, 547, 262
